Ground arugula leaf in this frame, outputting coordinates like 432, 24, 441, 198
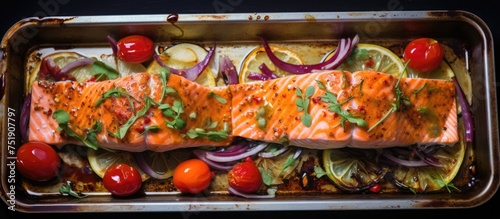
91, 60, 119, 81
137, 125, 160, 137
316, 80, 367, 128
258, 167, 274, 186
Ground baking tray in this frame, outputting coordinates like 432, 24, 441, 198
0, 10, 498, 212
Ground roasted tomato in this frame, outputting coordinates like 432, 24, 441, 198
102, 163, 143, 196
173, 159, 213, 194
116, 35, 154, 63
403, 37, 444, 72
227, 157, 262, 193
16, 141, 61, 182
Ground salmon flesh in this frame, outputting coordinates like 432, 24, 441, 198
28, 70, 457, 151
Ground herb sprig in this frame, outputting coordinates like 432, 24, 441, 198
52, 109, 102, 150
316, 80, 367, 129
59, 181, 87, 199
159, 100, 187, 130
295, 86, 315, 127
367, 62, 410, 132
91, 60, 119, 81
111, 97, 153, 139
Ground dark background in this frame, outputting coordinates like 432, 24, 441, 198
1, 0, 498, 218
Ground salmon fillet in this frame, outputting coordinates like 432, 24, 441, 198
231, 70, 458, 149
28, 69, 457, 151
28, 72, 233, 152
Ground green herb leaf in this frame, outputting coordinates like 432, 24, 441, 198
59, 181, 87, 199
91, 60, 119, 81
295, 86, 315, 127
258, 167, 274, 186
313, 166, 329, 178
186, 128, 229, 142
52, 109, 100, 150
114, 97, 152, 139
316, 80, 367, 128
94, 86, 137, 110
138, 125, 160, 137
208, 91, 228, 104
161, 99, 186, 130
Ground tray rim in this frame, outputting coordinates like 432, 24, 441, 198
1, 10, 498, 212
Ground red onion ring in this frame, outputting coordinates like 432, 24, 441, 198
211, 144, 249, 157
107, 35, 118, 55
205, 142, 268, 163
259, 35, 359, 74
153, 45, 216, 81
192, 149, 235, 171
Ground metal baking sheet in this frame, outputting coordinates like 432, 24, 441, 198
1, 10, 498, 212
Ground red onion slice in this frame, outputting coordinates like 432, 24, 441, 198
20, 93, 31, 143
205, 142, 268, 163
211, 144, 249, 157
260, 35, 359, 74
193, 149, 235, 171
381, 151, 428, 167
219, 55, 239, 84
258, 145, 290, 158
452, 76, 474, 142
153, 45, 216, 81
107, 35, 118, 55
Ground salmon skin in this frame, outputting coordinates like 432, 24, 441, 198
28, 71, 233, 152
231, 70, 457, 149
28, 70, 457, 151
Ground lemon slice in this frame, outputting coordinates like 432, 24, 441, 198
146, 43, 216, 87
133, 148, 193, 180
386, 124, 467, 193
322, 148, 389, 192
331, 43, 406, 78
87, 148, 150, 181
254, 146, 302, 185
239, 45, 304, 83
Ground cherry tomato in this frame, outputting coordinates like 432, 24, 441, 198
227, 157, 262, 194
116, 35, 154, 63
16, 141, 61, 182
102, 163, 142, 196
403, 37, 444, 72
173, 159, 213, 194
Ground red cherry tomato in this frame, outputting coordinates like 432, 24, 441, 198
103, 163, 142, 196
16, 141, 61, 182
227, 157, 262, 194
173, 159, 213, 194
116, 35, 154, 63
403, 37, 444, 72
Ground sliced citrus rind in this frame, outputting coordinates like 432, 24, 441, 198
322, 148, 388, 192
239, 45, 304, 83
328, 43, 406, 78
87, 148, 150, 182
386, 124, 467, 193
133, 148, 193, 180
146, 43, 216, 87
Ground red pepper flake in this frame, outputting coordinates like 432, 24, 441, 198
252, 97, 262, 103
312, 96, 321, 104
365, 57, 374, 67
136, 126, 145, 133
144, 116, 151, 124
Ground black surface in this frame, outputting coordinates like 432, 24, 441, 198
1, 0, 498, 218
